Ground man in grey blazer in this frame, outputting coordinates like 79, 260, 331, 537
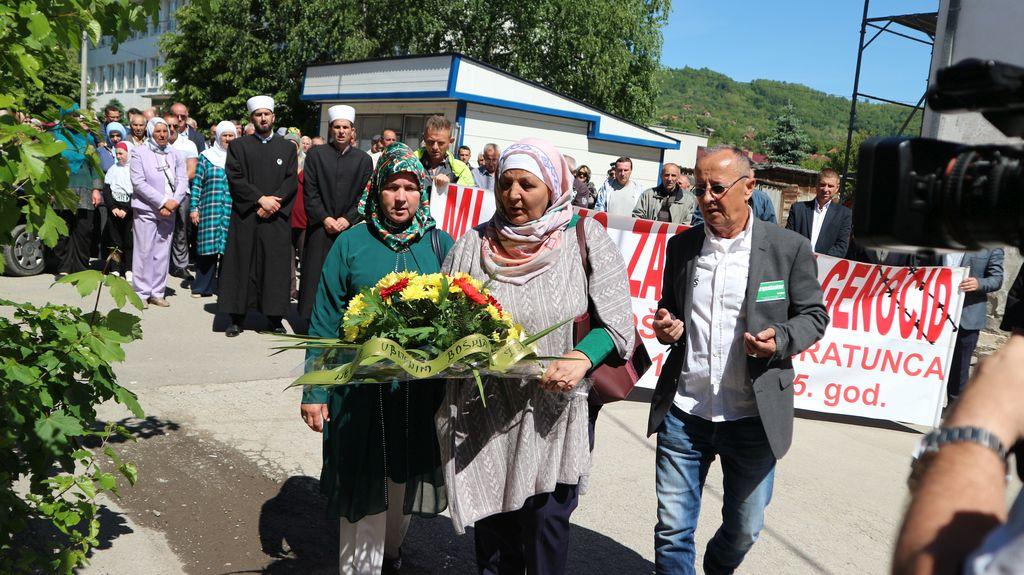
649, 147, 828, 575
946, 248, 1004, 401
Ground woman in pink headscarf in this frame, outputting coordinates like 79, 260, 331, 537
440, 137, 634, 574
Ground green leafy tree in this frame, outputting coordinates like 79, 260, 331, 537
0, 0, 180, 571
655, 66, 922, 153
163, 0, 669, 130
762, 103, 810, 165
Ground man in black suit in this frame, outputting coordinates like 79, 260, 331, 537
785, 168, 852, 257
650, 146, 829, 574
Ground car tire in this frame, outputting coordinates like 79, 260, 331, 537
3, 224, 46, 277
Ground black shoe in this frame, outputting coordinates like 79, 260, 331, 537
225, 324, 242, 338
269, 325, 287, 335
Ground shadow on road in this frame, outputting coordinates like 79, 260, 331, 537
202, 304, 306, 335
257, 476, 655, 575
86, 415, 183, 446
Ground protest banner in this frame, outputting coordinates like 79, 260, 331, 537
430, 185, 966, 426
794, 256, 966, 426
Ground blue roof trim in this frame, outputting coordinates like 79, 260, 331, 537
454, 100, 467, 147
447, 55, 461, 94
452, 92, 680, 150
300, 53, 679, 150
299, 90, 451, 101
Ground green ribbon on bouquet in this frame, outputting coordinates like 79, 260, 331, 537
287, 333, 536, 388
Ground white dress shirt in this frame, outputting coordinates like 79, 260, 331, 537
810, 199, 830, 251
675, 209, 759, 421
170, 134, 199, 160
944, 251, 967, 268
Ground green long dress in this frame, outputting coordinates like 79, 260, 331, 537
301, 221, 455, 522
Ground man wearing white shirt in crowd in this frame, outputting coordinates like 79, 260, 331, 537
595, 156, 644, 216
165, 113, 199, 281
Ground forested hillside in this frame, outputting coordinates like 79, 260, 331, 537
655, 67, 922, 156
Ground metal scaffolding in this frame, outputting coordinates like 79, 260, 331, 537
840, 1, 938, 192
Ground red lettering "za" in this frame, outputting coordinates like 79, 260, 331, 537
627, 219, 668, 301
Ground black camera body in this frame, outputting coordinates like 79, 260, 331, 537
854, 59, 1024, 252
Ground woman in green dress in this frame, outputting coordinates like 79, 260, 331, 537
299, 142, 453, 575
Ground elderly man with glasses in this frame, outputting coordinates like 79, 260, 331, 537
648, 146, 829, 575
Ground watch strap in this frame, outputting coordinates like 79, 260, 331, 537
923, 426, 1007, 460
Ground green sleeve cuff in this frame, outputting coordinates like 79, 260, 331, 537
301, 384, 329, 404
574, 327, 615, 368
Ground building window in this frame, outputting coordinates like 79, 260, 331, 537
107, 65, 114, 92
139, 59, 148, 88
127, 61, 135, 90
354, 114, 442, 150
150, 58, 159, 87
117, 64, 126, 91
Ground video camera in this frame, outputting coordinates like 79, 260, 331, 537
854, 58, 1024, 252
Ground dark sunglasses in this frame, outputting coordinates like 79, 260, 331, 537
691, 175, 748, 198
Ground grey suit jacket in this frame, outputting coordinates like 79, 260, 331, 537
958, 248, 1004, 331
648, 219, 829, 459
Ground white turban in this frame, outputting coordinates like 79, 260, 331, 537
246, 95, 275, 114
328, 105, 356, 125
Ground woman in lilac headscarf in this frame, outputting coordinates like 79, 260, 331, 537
440, 137, 634, 574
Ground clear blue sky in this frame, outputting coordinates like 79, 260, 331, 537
661, 0, 938, 105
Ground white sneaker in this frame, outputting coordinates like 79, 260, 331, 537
125, 271, 133, 282
111, 271, 121, 278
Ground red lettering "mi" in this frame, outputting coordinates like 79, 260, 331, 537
442, 187, 485, 240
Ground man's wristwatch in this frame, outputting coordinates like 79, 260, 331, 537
909, 426, 1008, 489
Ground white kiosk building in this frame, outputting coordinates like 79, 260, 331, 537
301, 53, 680, 190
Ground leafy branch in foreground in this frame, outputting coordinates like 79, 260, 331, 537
0, 269, 145, 573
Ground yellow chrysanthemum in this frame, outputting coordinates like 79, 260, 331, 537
507, 323, 525, 342
485, 304, 503, 322
347, 293, 367, 316
343, 325, 361, 342
375, 271, 416, 291
400, 274, 441, 302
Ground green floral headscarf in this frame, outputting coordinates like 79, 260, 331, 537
358, 142, 436, 251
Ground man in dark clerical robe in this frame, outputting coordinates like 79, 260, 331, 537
218, 95, 298, 337
297, 105, 373, 320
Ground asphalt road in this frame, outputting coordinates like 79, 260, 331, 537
1, 272, 975, 574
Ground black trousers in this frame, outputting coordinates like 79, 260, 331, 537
948, 328, 980, 401
474, 483, 579, 575
54, 209, 95, 273
193, 254, 219, 296
104, 208, 133, 274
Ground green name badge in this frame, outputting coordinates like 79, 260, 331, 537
756, 280, 786, 302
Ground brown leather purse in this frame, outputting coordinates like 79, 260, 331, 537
572, 222, 652, 404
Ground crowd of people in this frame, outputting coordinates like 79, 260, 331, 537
30, 95, 1023, 575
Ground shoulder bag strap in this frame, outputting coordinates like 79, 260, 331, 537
431, 227, 443, 267
575, 220, 590, 283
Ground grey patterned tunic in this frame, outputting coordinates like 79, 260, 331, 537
439, 217, 634, 533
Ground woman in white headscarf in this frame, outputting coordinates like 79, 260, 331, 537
189, 120, 238, 297
130, 117, 189, 307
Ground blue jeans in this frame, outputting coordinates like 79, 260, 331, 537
655, 407, 776, 575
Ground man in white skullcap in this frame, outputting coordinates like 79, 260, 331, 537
296, 104, 373, 322
218, 95, 299, 337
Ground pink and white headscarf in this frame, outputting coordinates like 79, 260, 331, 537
481, 137, 575, 285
